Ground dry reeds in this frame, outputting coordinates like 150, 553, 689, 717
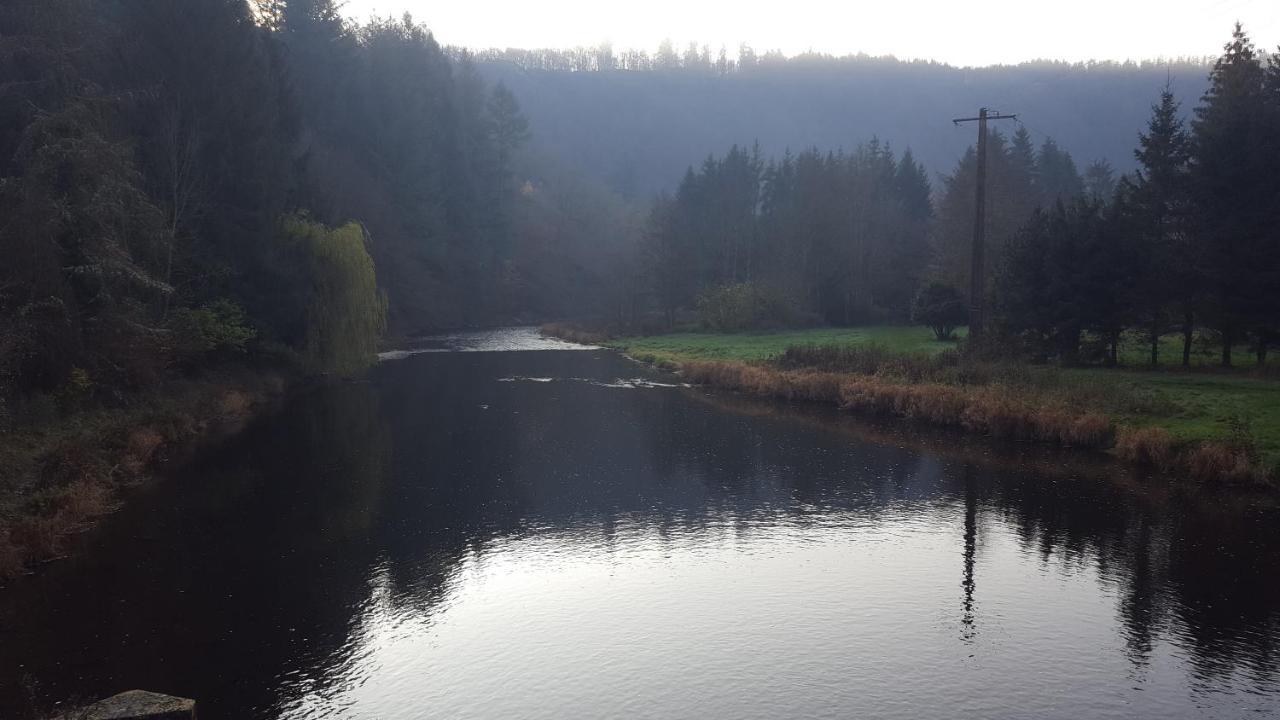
1114, 426, 1176, 470
121, 427, 165, 475
682, 359, 1115, 450
1186, 442, 1265, 485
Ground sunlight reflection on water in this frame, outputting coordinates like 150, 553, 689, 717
379, 326, 598, 360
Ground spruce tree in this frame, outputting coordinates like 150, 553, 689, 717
1128, 86, 1193, 365
1190, 23, 1269, 366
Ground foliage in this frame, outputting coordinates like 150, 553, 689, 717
696, 282, 800, 331
279, 214, 387, 376
168, 300, 257, 362
911, 282, 967, 340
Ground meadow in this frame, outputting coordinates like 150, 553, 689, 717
586, 325, 1280, 481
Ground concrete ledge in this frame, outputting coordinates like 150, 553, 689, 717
70, 690, 196, 720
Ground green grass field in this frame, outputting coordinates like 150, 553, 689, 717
609, 326, 966, 366
607, 326, 1280, 469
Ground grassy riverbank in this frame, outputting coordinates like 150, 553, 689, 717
544, 323, 1279, 486
0, 370, 285, 583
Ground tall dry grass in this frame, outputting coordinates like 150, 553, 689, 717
682, 359, 1114, 449
1114, 427, 1176, 470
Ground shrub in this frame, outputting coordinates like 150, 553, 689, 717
168, 298, 256, 363
696, 282, 799, 332
911, 282, 967, 340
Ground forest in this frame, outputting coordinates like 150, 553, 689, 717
0, 0, 637, 429
632, 25, 1280, 368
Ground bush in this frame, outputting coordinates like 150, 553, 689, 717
696, 282, 799, 332
911, 282, 967, 340
168, 298, 256, 364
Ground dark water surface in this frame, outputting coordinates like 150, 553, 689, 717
3, 328, 1280, 719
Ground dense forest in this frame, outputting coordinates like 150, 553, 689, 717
473, 47, 1211, 198
0, 0, 641, 430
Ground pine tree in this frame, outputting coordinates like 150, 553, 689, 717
1129, 85, 1192, 365
1190, 23, 1270, 366
1036, 138, 1084, 203
1083, 160, 1116, 201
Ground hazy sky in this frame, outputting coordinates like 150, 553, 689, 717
340, 0, 1278, 67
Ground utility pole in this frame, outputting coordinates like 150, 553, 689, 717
952, 108, 1017, 340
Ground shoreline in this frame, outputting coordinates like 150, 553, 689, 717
0, 368, 290, 585
541, 323, 1278, 489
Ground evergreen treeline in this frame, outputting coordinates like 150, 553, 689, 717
641, 128, 1087, 328
997, 25, 1280, 367
643, 142, 932, 326
0, 0, 568, 425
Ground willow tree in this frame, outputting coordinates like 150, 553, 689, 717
280, 213, 387, 376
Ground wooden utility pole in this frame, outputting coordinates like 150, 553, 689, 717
952, 108, 1017, 340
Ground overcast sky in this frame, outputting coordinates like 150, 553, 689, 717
339, 0, 1277, 67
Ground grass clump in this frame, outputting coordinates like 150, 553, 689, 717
1114, 426, 1176, 470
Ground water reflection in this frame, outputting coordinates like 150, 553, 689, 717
2, 345, 1279, 719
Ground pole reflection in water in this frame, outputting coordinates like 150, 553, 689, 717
961, 465, 978, 645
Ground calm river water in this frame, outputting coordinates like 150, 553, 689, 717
2, 328, 1279, 719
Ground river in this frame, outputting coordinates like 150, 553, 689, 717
2, 327, 1278, 719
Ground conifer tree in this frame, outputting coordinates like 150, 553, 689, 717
1190, 23, 1270, 366
1129, 86, 1192, 365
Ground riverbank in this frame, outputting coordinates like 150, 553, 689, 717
0, 368, 287, 584
541, 323, 1279, 487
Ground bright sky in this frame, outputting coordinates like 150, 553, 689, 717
340, 0, 1279, 67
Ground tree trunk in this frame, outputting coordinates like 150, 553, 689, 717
1258, 338, 1268, 367
1181, 309, 1193, 367
1221, 324, 1233, 367
1110, 331, 1119, 367
1149, 317, 1159, 367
